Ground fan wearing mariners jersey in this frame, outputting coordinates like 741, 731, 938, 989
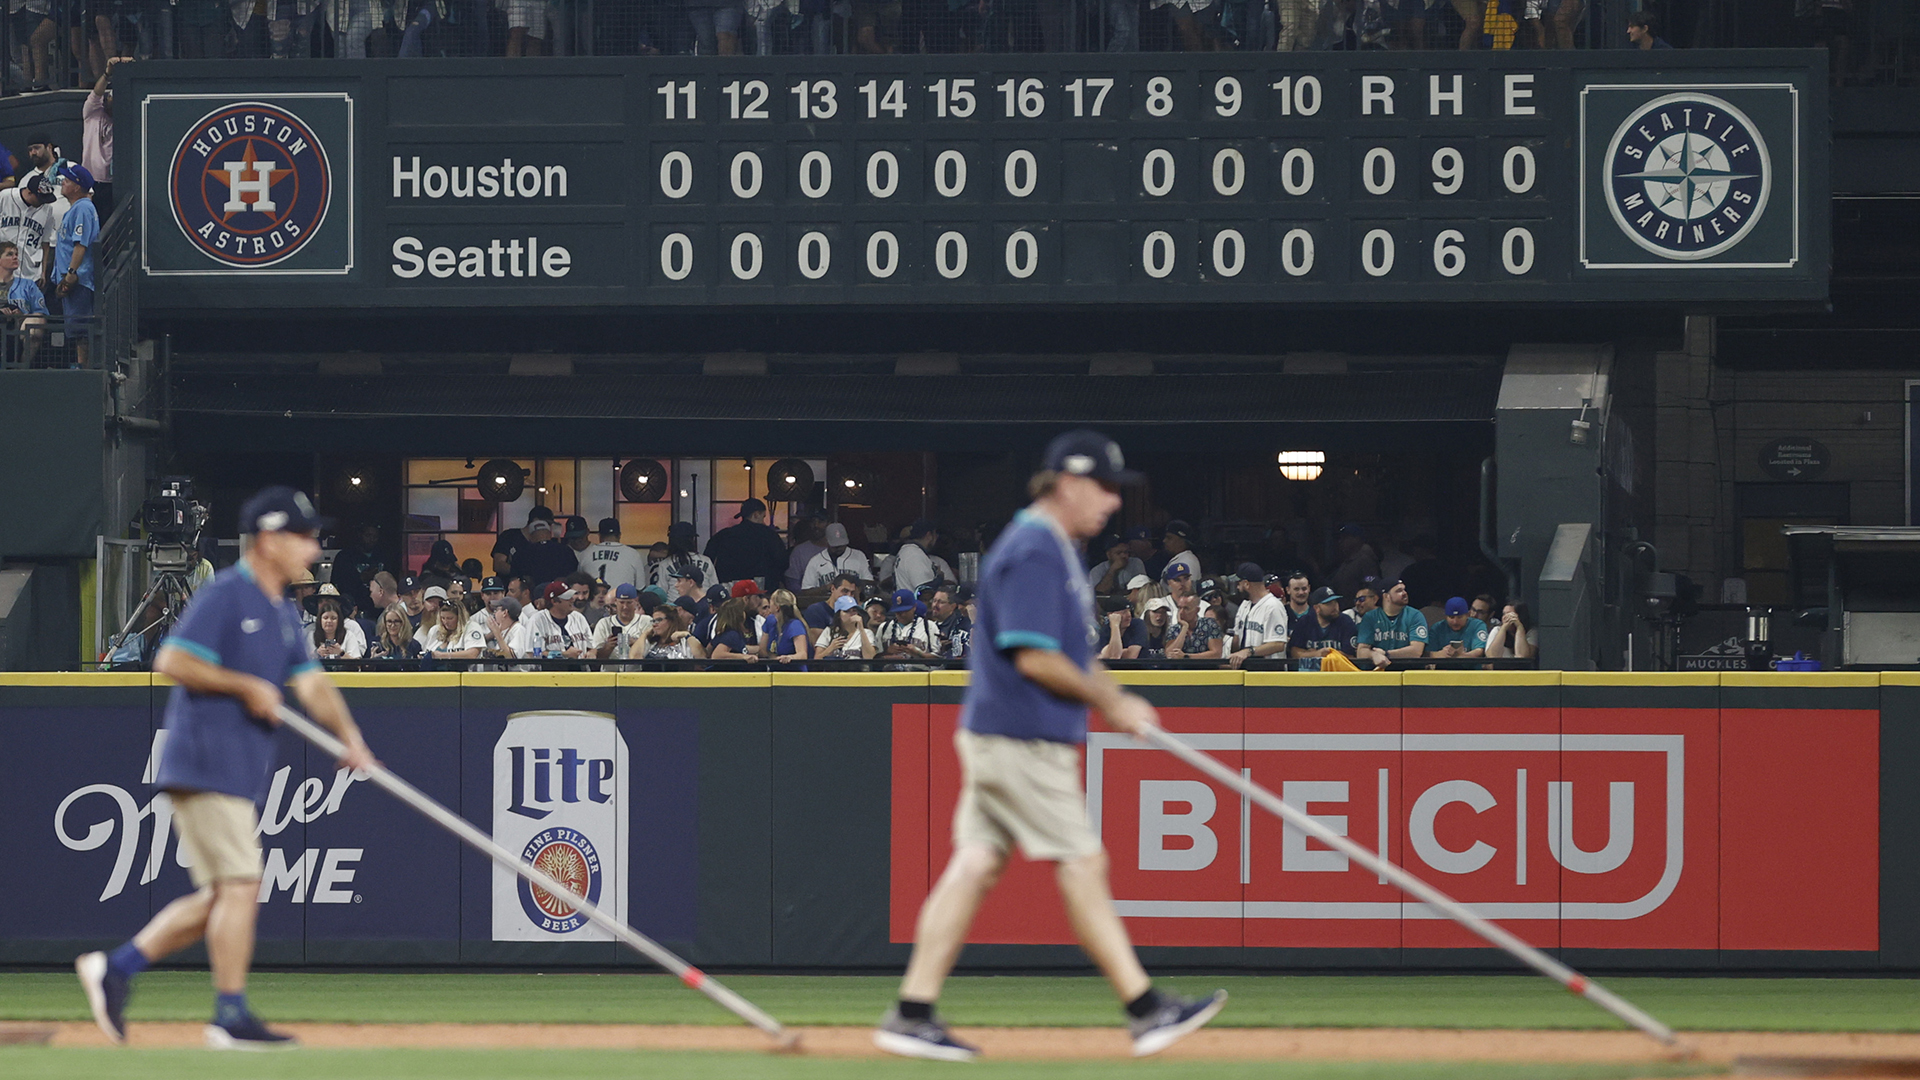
579, 517, 645, 590
0, 173, 55, 287
877, 430, 1225, 1063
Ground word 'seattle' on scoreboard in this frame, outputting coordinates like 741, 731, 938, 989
128, 51, 1827, 310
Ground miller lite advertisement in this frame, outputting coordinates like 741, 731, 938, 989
491, 711, 630, 941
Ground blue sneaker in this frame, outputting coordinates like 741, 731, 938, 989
1128, 990, 1227, 1057
204, 1014, 297, 1050
74, 952, 129, 1044
873, 1007, 980, 1061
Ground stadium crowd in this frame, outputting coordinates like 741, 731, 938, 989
225, 503, 1539, 670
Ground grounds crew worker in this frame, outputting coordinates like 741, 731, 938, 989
77, 486, 375, 1050
876, 430, 1225, 1061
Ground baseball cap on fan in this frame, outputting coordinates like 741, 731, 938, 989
1042, 429, 1142, 485
239, 486, 329, 535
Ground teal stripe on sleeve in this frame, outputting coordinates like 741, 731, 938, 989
995, 630, 1061, 652
165, 639, 222, 666
289, 661, 323, 677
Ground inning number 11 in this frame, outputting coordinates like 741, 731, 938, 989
656, 80, 695, 119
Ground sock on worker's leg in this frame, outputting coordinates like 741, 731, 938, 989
897, 999, 934, 1022
214, 992, 250, 1026
106, 942, 149, 979
1125, 988, 1164, 1019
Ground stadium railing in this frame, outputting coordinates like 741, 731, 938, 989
314, 655, 1540, 672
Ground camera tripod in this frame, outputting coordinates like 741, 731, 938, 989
102, 567, 198, 669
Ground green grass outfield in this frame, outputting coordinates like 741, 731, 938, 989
5, 972, 1918, 1080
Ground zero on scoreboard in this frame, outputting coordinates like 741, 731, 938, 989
129, 52, 1828, 310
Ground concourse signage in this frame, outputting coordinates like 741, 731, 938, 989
126, 51, 1828, 311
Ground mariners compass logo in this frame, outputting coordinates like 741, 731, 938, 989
1605, 92, 1770, 261
168, 101, 332, 267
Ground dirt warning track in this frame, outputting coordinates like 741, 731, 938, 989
39, 1022, 1920, 1065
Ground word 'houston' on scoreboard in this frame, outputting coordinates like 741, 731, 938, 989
131, 53, 1828, 309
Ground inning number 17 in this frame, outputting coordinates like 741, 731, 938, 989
1066, 78, 1114, 117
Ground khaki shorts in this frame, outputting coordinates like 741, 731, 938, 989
169, 791, 263, 888
951, 729, 1102, 862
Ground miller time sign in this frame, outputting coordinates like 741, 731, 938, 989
1579, 81, 1801, 270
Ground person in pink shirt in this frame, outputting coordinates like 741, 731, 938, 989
82, 57, 121, 219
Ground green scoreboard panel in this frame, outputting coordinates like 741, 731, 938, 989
129, 51, 1827, 311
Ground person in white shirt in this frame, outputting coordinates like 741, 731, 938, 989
1227, 561, 1289, 668
311, 598, 366, 659
891, 519, 941, 595
592, 583, 652, 659
420, 603, 484, 659
0, 173, 56, 286
646, 522, 718, 594
579, 517, 645, 590
801, 522, 874, 589
411, 586, 451, 648
468, 576, 507, 636
815, 595, 877, 659
512, 582, 593, 658
875, 588, 942, 659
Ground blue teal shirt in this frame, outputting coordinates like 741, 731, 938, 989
5, 275, 45, 315
1288, 611, 1357, 656
1428, 617, 1490, 654
1357, 605, 1429, 653
154, 560, 320, 801
962, 508, 1096, 745
55, 197, 97, 291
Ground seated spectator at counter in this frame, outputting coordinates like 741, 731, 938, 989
421, 603, 484, 659
1428, 597, 1489, 659
1161, 561, 1193, 601
1468, 594, 1498, 628
890, 519, 941, 595
1098, 604, 1149, 660
1357, 579, 1428, 670
421, 537, 461, 582
1137, 596, 1179, 658
313, 598, 365, 659
411, 585, 449, 646
1627, 10, 1671, 49
816, 596, 876, 659
1090, 535, 1145, 597
369, 603, 422, 660
519, 518, 582, 588
928, 585, 970, 660
876, 588, 940, 659
706, 598, 758, 660
467, 576, 506, 634
1279, 571, 1312, 624
514, 581, 591, 658
805, 571, 863, 629
1485, 602, 1537, 660
1168, 593, 1223, 659
801, 522, 873, 588
593, 583, 650, 659
640, 599, 706, 659
650, 522, 719, 594
1344, 578, 1381, 624
761, 589, 813, 663
1289, 587, 1357, 660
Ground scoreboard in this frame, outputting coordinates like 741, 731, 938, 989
129, 52, 1827, 311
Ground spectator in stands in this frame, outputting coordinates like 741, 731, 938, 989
369, 603, 422, 660
1289, 587, 1357, 661
52, 163, 97, 369
1485, 602, 1537, 660
326, 0, 382, 56
1155, 0, 1219, 50
802, 522, 873, 588
1090, 535, 1143, 597
480, 596, 522, 659
510, 581, 588, 657
761, 589, 813, 663
817, 596, 876, 659
1428, 596, 1488, 659
1468, 595, 1498, 627
685, 0, 742, 53
1524, 0, 1581, 48
270, 0, 324, 56
173, 0, 230, 57
645, 540, 670, 579
313, 598, 366, 659
650, 521, 719, 593
421, 602, 484, 659
410, 585, 449, 646
1357, 579, 1428, 669
591, 582, 650, 659
564, 570, 606, 627
641, 599, 707, 659
494, 505, 553, 577
421, 538, 460, 583
1160, 520, 1200, 579
1626, 10, 1670, 48
1138, 596, 1179, 658
1281, 571, 1311, 624
804, 570, 863, 630
577, 517, 642, 589
82, 58, 117, 219
467, 576, 505, 634
515, 518, 576, 588
287, 570, 318, 632
0, 176, 56, 310
1167, 593, 1223, 659
706, 598, 758, 660
0, 241, 48, 366
1125, 573, 1156, 611
1345, 578, 1380, 624
928, 585, 970, 659
1098, 603, 1147, 660
707, 497, 788, 587
876, 588, 940, 659
1161, 561, 1193, 602
784, 516, 825, 590
1328, 525, 1380, 602
14, 1, 54, 91
1227, 563, 1288, 668
890, 519, 942, 595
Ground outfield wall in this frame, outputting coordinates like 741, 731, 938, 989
8, 671, 1914, 972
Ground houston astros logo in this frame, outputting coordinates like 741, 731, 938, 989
169, 101, 331, 267
1606, 92, 1769, 261
517, 827, 603, 934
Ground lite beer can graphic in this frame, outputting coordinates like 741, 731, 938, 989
491, 711, 628, 940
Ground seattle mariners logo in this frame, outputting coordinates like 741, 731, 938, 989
1605, 92, 1769, 261
517, 827, 602, 934
168, 102, 331, 268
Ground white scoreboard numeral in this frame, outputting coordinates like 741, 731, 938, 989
1144, 76, 1174, 117
997, 77, 1044, 118
866, 151, 899, 198
797, 231, 831, 280
1142, 149, 1175, 197
656, 80, 695, 120
1211, 229, 1245, 277
1004, 150, 1037, 198
1280, 228, 1314, 276
928, 78, 976, 118
789, 80, 837, 120
936, 231, 968, 279
659, 151, 692, 199
799, 151, 832, 199
723, 80, 770, 120
1432, 229, 1466, 277
730, 151, 763, 199
860, 79, 907, 119
866, 231, 899, 278
1065, 77, 1114, 117
1503, 145, 1537, 194
730, 232, 763, 280
1141, 230, 1174, 279
1281, 148, 1315, 196
1361, 229, 1395, 277
659, 232, 693, 280
1501, 227, 1536, 275
1211, 148, 1244, 197
1213, 77, 1242, 117
1271, 75, 1322, 116
1431, 147, 1463, 195
1004, 230, 1038, 278
1362, 148, 1396, 195
934, 150, 968, 198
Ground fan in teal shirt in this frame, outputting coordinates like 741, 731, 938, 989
1427, 597, 1489, 658
1355, 580, 1428, 669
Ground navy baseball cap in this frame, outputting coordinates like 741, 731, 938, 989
528, 505, 555, 523
1124, 525, 1151, 542
889, 588, 918, 613
238, 486, 328, 535
481, 576, 505, 592
1445, 596, 1470, 616
705, 583, 731, 604
1310, 586, 1343, 606
598, 517, 620, 535
399, 575, 420, 593
1042, 429, 1142, 485
673, 596, 700, 615
1160, 562, 1192, 581
564, 516, 589, 539
613, 583, 639, 599
23, 173, 51, 199
908, 518, 937, 538
736, 497, 767, 518
668, 562, 702, 583
57, 162, 94, 191
1235, 561, 1264, 581
668, 521, 697, 538
1163, 519, 1193, 539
